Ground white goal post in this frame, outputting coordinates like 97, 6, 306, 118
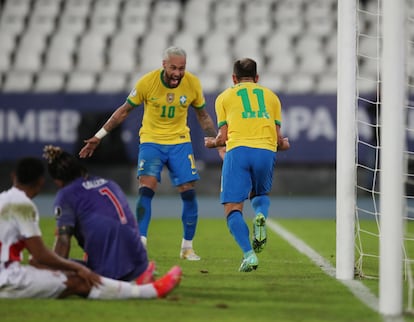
379, 0, 405, 315
336, 0, 357, 282
336, 0, 406, 316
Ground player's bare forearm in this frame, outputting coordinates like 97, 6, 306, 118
203, 123, 217, 138
53, 234, 71, 259
195, 109, 217, 137
103, 103, 133, 132
79, 102, 133, 158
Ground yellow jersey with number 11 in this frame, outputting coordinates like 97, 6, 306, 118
215, 82, 282, 152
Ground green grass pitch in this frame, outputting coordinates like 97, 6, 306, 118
2, 217, 412, 322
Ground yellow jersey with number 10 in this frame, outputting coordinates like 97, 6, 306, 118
215, 82, 282, 152
127, 69, 206, 144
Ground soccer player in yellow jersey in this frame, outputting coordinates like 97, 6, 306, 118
79, 47, 218, 261
205, 58, 290, 272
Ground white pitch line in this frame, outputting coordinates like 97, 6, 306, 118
267, 219, 379, 313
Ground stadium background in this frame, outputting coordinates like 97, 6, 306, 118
0, 0, 372, 196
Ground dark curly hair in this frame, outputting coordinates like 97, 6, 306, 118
43, 145, 87, 184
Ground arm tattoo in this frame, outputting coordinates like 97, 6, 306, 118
196, 110, 217, 137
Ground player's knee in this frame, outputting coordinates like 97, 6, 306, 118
224, 203, 243, 217
177, 181, 196, 193
138, 176, 157, 190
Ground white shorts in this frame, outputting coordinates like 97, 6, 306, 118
0, 262, 67, 299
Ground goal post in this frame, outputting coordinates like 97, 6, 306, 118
379, 0, 405, 315
336, 0, 407, 316
336, 0, 357, 281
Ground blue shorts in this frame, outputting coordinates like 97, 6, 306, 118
220, 146, 276, 204
137, 142, 200, 186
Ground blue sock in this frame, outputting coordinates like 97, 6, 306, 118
251, 195, 270, 219
226, 210, 252, 254
181, 189, 198, 240
136, 187, 154, 236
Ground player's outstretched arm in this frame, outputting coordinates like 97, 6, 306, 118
79, 102, 134, 158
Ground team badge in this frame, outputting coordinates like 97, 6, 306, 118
167, 93, 174, 103
179, 95, 187, 105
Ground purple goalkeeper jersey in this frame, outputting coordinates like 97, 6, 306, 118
54, 175, 148, 280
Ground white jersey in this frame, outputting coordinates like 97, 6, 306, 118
0, 187, 67, 299
0, 186, 41, 265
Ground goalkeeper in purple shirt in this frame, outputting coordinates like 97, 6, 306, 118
43, 145, 155, 284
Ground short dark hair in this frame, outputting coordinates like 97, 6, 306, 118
14, 157, 45, 185
233, 58, 257, 79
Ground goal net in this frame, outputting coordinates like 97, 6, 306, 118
337, 0, 414, 316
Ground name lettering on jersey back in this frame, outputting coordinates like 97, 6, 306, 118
82, 178, 108, 190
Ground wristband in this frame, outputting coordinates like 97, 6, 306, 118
95, 128, 108, 139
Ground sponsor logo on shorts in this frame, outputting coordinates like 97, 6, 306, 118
138, 160, 145, 171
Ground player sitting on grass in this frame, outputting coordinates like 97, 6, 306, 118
43, 145, 155, 285
0, 157, 181, 299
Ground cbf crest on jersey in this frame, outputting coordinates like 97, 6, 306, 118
167, 93, 174, 103
179, 95, 187, 106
